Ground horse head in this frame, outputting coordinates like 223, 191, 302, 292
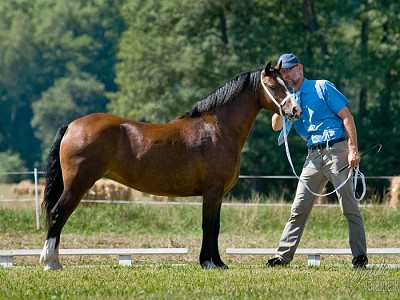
260, 61, 302, 121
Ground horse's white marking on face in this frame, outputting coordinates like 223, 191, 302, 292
277, 77, 287, 88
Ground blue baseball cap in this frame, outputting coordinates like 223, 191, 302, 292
277, 53, 301, 68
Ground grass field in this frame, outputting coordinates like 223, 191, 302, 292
1, 199, 399, 299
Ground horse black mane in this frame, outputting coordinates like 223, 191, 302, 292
179, 68, 262, 119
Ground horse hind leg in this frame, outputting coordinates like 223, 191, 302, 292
40, 182, 94, 270
40, 236, 62, 270
40, 193, 67, 270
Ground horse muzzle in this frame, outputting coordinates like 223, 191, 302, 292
284, 106, 302, 122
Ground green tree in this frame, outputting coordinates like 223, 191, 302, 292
109, 0, 286, 122
0, 0, 125, 168
355, 0, 400, 176
32, 69, 107, 161
32, 0, 125, 92
0, 152, 28, 183
0, 1, 42, 167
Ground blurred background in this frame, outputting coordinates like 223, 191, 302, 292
0, 0, 398, 202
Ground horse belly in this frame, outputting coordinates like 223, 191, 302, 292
110, 149, 238, 197
107, 153, 202, 197
109, 169, 201, 197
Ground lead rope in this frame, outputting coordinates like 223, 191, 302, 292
260, 73, 366, 201
353, 165, 366, 201
280, 106, 366, 201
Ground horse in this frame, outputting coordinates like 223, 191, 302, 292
39, 61, 301, 270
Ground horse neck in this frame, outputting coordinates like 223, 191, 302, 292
214, 90, 262, 149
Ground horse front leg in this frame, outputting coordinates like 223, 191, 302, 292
200, 188, 227, 269
210, 205, 228, 269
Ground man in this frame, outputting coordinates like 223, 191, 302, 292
267, 53, 368, 268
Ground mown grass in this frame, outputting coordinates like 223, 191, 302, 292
1, 263, 399, 299
1, 201, 399, 299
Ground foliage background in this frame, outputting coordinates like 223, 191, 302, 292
0, 0, 398, 197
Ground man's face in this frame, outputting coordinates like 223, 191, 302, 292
280, 64, 302, 88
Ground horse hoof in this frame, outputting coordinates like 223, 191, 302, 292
201, 260, 229, 269
202, 260, 217, 269
42, 260, 63, 271
43, 264, 62, 271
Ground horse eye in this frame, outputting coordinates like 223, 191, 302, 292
268, 84, 276, 90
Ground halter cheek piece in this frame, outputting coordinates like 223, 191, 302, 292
260, 71, 292, 115
275, 77, 293, 112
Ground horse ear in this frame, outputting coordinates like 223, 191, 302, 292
277, 60, 282, 71
264, 61, 272, 76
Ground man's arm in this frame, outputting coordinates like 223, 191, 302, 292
337, 106, 361, 168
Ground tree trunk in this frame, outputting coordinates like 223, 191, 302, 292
359, 19, 368, 121
302, 0, 328, 55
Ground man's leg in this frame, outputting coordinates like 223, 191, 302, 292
275, 150, 328, 263
335, 176, 367, 259
324, 142, 367, 261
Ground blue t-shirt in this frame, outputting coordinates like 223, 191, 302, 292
293, 78, 348, 147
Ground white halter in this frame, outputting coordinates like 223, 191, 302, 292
260, 71, 292, 113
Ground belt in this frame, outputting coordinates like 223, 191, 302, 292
308, 137, 346, 151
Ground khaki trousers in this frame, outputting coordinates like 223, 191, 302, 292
276, 141, 367, 262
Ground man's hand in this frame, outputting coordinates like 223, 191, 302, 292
348, 148, 361, 169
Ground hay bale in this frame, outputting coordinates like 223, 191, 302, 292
149, 194, 170, 202
388, 176, 400, 207
83, 179, 132, 201
11, 179, 45, 197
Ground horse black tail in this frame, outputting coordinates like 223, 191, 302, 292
42, 125, 68, 229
